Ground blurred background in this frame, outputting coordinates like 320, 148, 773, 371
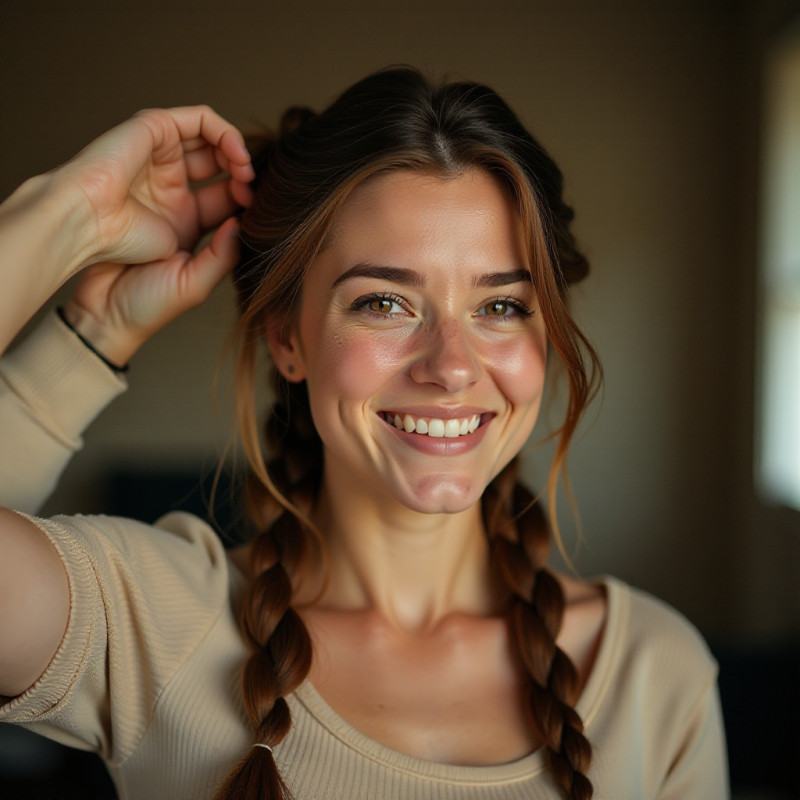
1, 1, 799, 797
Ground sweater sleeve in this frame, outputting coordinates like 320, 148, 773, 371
0, 510, 232, 766
0, 311, 126, 514
615, 583, 731, 800
658, 674, 729, 799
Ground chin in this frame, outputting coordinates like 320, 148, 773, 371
394, 474, 485, 516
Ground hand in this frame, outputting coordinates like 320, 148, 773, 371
57, 105, 254, 269
56, 106, 255, 364
63, 216, 242, 367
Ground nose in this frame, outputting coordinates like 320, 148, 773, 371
409, 317, 481, 392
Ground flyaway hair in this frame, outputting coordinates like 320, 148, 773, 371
216, 66, 601, 800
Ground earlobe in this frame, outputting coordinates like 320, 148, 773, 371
265, 319, 306, 382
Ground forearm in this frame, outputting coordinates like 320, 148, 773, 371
0, 311, 126, 513
0, 173, 95, 354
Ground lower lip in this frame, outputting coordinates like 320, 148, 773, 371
379, 415, 492, 455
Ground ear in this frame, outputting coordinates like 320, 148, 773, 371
265, 316, 306, 382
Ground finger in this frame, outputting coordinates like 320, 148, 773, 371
138, 106, 253, 178
208, 144, 255, 189
194, 181, 240, 232
180, 217, 241, 307
68, 115, 172, 189
183, 144, 254, 189
180, 137, 232, 170
230, 178, 254, 208
183, 146, 255, 205
184, 146, 226, 183
217, 129, 254, 183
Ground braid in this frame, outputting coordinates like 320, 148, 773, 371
225, 68, 603, 798
214, 375, 322, 800
244, 374, 323, 532
484, 459, 593, 800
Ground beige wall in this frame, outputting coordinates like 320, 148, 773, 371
3, 1, 797, 640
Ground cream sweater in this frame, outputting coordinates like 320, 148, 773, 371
0, 314, 730, 799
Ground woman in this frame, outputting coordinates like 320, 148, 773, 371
0, 68, 728, 799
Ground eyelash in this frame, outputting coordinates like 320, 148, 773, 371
350, 292, 534, 320
350, 292, 409, 317
477, 296, 535, 320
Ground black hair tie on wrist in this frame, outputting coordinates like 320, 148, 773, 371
56, 307, 130, 373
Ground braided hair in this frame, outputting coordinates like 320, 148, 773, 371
216, 66, 601, 800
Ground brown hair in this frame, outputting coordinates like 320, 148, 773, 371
215, 67, 600, 800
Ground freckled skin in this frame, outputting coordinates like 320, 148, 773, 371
270, 169, 547, 517
261, 170, 607, 766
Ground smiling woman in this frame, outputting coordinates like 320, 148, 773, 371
0, 68, 728, 800
269, 170, 548, 515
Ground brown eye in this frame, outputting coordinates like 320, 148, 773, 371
369, 298, 396, 314
484, 301, 508, 316
476, 298, 533, 320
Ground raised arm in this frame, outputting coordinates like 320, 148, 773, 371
1, 105, 253, 358
0, 310, 129, 513
0, 106, 253, 699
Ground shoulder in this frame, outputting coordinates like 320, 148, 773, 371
585, 578, 728, 797
45, 508, 227, 561
601, 576, 718, 708
28, 509, 240, 620
556, 572, 716, 681
1, 510, 245, 752
611, 578, 715, 668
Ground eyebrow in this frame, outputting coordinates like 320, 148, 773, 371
331, 263, 424, 288
331, 263, 532, 289
472, 269, 532, 288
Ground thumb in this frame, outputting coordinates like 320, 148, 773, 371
96, 196, 180, 266
179, 217, 241, 309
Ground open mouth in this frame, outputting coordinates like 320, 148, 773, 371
379, 411, 484, 438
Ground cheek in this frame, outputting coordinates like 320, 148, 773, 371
305, 325, 413, 401
486, 331, 548, 404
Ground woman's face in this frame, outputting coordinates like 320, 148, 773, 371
270, 168, 548, 516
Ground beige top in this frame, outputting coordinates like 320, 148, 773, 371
0, 314, 730, 799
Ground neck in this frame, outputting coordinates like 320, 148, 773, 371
306, 465, 497, 633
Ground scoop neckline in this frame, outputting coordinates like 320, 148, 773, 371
290, 575, 625, 784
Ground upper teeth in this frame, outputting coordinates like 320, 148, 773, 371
387, 413, 481, 438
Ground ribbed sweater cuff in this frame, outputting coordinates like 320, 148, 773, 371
0, 310, 127, 443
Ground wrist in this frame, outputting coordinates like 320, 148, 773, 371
0, 173, 102, 353
6, 172, 99, 279
59, 303, 140, 370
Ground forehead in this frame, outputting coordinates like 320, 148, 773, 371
319, 168, 527, 274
